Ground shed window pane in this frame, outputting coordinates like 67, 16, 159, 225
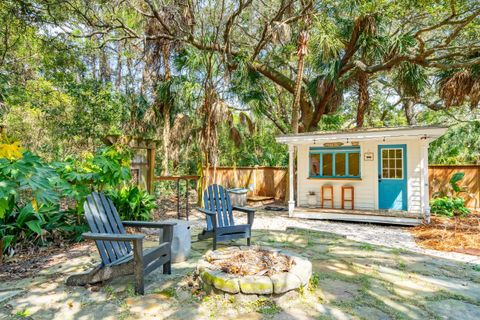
396, 159, 402, 168
382, 150, 387, 158
381, 148, 403, 179
389, 159, 396, 169
348, 153, 360, 176
309, 147, 360, 178
310, 154, 320, 176
322, 153, 333, 176
335, 153, 346, 176
395, 169, 402, 178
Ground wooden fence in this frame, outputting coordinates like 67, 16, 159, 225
204, 166, 287, 200
205, 165, 480, 209
429, 165, 480, 210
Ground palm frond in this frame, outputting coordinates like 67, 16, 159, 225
439, 70, 474, 108
309, 15, 343, 65
229, 126, 242, 147
239, 112, 255, 135
393, 62, 427, 98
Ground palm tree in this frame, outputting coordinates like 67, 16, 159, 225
292, 30, 309, 133
356, 71, 370, 127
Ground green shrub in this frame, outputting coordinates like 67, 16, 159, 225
0, 150, 88, 255
430, 196, 470, 217
107, 185, 157, 221
52, 145, 132, 217
1, 143, 131, 255
430, 171, 471, 219
53, 146, 131, 195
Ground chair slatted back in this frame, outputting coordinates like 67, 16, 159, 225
203, 184, 235, 230
84, 192, 132, 265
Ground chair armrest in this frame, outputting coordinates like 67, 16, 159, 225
82, 232, 144, 242
122, 221, 177, 228
197, 208, 216, 216
122, 221, 176, 244
232, 206, 255, 213
197, 208, 217, 230
233, 206, 255, 225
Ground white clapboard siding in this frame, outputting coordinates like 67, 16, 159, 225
296, 139, 423, 213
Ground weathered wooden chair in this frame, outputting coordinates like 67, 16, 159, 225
66, 192, 175, 295
198, 184, 255, 250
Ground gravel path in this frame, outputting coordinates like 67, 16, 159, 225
186, 208, 480, 265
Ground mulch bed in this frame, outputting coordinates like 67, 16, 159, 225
410, 212, 480, 255
0, 242, 93, 281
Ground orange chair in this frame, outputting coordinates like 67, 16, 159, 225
321, 185, 334, 208
341, 186, 354, 210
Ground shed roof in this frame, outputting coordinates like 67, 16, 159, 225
276, 125, 448, 144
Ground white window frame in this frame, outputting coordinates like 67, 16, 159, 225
380, 148, 404, 180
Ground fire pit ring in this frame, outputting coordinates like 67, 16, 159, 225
196, 246, 312, 295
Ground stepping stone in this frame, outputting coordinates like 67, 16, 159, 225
426, 299, 480, 319
318, 279, 360, 303
125, 293, 172, 315
74, 302, 120, 320
313, 304, 356, 320
232, 312, 261, 320
308, 244, 330, 254
354, 306, 392, 320
415, 274, 480, 302
0, 290, 23, 303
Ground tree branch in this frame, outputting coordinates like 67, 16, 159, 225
223, 0, 253, 54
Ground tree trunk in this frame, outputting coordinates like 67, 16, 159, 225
291, 57, 304, 134
161, 47, 171, 175
404, 100, 417, 125
356, 72, 370, 128
115, 42, 123, 91
162, 105, 171, 175
100, 48, 111, 83
91, 54, 98, 81
292, 30, 309, 134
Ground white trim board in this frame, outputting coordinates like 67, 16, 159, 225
276, 126, 448, 145
293, 212, 422, 226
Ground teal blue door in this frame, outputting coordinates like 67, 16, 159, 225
378, 144, 407, 210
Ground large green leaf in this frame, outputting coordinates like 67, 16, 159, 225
450, 172, 465, 193
1, 235, 15, 252
26, 220, 43, 235
0, 198, 9, 219
450, 172, 465, 184
0, 180, 17, 198
16, 203, 35, 226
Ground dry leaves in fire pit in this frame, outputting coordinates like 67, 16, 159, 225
206, 247, 295, 276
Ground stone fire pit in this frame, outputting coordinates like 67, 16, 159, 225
196, 246, 312, 295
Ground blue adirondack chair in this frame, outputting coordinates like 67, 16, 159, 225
66, 192, 175, 295
198, 184, 255, 250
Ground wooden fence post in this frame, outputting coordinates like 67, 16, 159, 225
146, 148, 155, 194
